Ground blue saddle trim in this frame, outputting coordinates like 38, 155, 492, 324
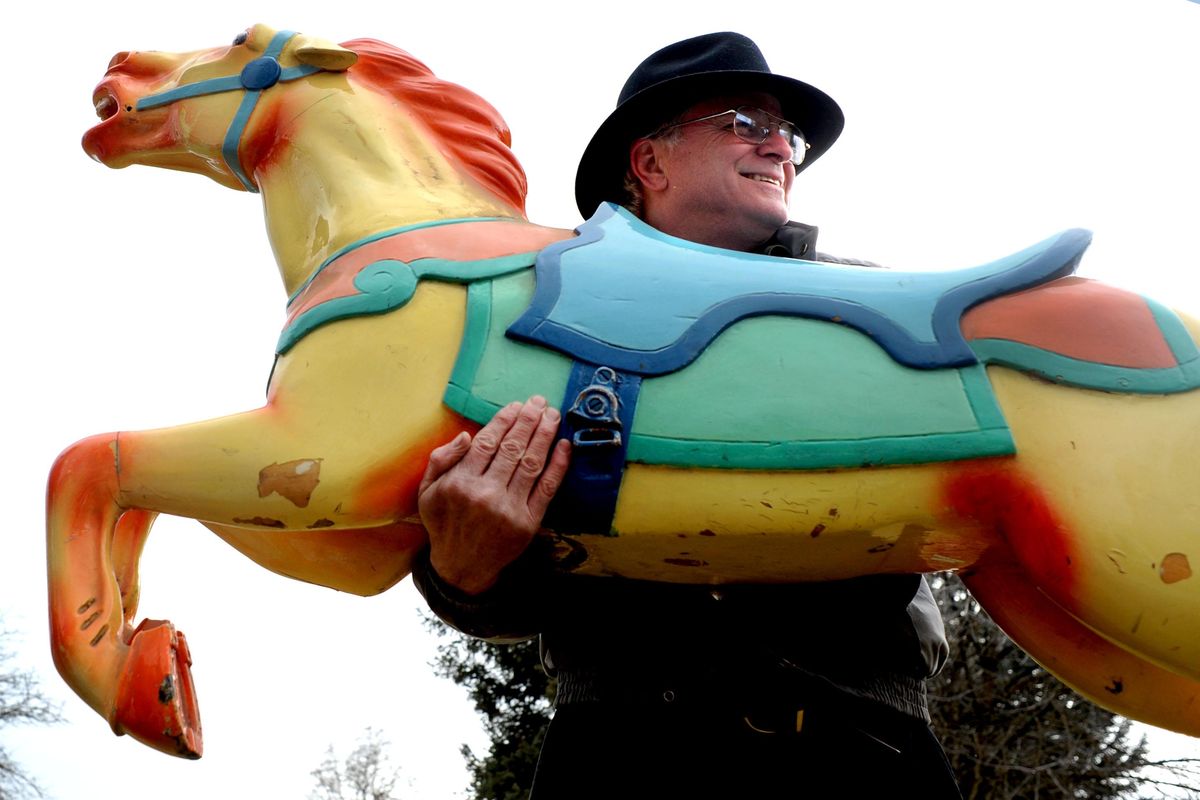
507, 204, 1093, 375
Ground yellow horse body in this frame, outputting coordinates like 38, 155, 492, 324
51, 23, 1199, 758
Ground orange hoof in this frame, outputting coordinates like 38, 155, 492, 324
112, 620, 203, 759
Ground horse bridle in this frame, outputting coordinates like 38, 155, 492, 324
136, 30, 328, 193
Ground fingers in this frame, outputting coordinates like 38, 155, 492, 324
508, 404, 562, 495
418, 431, 471, 496
456, 400, 524, 473
463, 396, 549, 481
527, 438, 572, 521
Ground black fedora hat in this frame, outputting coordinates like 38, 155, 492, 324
574, 32, 844, 219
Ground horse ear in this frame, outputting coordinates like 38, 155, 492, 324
291, 35, 358, 71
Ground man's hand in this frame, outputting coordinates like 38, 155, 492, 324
418, 396, 571, 595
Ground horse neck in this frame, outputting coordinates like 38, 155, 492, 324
254, 93, 523, 296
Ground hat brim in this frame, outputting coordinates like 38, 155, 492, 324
575, 71, 844, 219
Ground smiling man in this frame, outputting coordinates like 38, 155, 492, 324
415, 33, 962, 799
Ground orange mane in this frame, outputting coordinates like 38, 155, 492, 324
343, 38, 528, 216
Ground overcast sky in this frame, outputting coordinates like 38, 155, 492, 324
5, 1, 1199, 797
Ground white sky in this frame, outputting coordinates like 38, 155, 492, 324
5, 1, 1200, 797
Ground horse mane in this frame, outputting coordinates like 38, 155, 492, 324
342, 38, 528, 216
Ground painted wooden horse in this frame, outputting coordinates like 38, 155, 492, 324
54, 24, 1200, 757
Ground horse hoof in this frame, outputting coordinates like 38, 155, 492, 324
112, 620, 203, 759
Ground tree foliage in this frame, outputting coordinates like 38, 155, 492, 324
0, 624, 63, 800
426, 619, 553, 800
928, 573, 1199, 800
310, 727, 404, 800
429, 579, 1199, 800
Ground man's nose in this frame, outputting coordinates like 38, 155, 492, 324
757, 128, 794, 164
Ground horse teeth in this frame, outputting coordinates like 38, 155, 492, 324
94, 94, 118, 120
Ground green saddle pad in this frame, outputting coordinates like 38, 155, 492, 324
445, 271, 1014, 470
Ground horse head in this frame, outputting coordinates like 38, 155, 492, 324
83, 25, 530, 292
83, 25, 356, 191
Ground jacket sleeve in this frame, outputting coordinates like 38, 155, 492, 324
908, 575, 950, 678
410, 544, 550, 644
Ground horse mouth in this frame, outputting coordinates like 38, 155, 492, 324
94, 91, 119, 121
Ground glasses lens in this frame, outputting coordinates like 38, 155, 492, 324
734, 107, 807, 166
732, 109, 769, 143
780, 122, 807, 167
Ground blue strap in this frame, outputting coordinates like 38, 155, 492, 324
544, 363, 642, 535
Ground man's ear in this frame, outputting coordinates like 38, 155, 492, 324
630, 138, 669, 192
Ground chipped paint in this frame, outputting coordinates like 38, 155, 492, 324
867, 542, 895, 553
698, 529, 716, 537
232, 516, 287, 528
257, 458, 322, 507
1105, 677, 1124, 694
1159, 553, 1192, 584
307, 518, 335, 529
665, 558, 708, 567
159, 675, 175, 704
810, 523, 826, 538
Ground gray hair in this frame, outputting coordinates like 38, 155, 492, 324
619, 113, 687, 218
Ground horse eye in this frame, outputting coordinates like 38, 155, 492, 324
233, 31, 249, 45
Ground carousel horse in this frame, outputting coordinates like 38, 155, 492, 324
54, 24, 1200, 758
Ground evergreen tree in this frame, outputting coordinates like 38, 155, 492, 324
429, 578, 1199, 799
427, 623, 553, 800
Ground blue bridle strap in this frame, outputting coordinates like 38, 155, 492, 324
135, 30, 325, 192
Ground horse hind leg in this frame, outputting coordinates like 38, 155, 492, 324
47, 434, 201, 758
962, 548, 1200, 736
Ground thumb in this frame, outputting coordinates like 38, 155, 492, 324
418, 431, 472, 494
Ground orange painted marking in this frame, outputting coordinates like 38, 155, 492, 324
962, 276, 1177, 369
942, 463, 1077, 598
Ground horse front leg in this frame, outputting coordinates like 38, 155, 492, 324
47, 434, 200, 758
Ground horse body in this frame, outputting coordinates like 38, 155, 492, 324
52, 23, 1199, 758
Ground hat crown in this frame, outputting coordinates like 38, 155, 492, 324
618, 32, 771, 106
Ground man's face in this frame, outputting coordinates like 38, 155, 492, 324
643, 92, 797, 251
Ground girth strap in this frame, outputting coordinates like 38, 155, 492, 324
544, 363, 642, 535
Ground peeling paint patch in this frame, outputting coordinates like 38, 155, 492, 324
810, 523, 826, 538
308, 518, 336, 529
257, 458, 322, 507
1160, 553, 1192, 584
665, 558, 708, 567
233, 516, 287, 528
1104, 677, 1124, 694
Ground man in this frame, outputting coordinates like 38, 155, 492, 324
415, 33, 961, 799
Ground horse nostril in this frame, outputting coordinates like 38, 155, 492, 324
108, 51, 131, 70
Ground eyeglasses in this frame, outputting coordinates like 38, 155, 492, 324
653, 106, 810, 166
